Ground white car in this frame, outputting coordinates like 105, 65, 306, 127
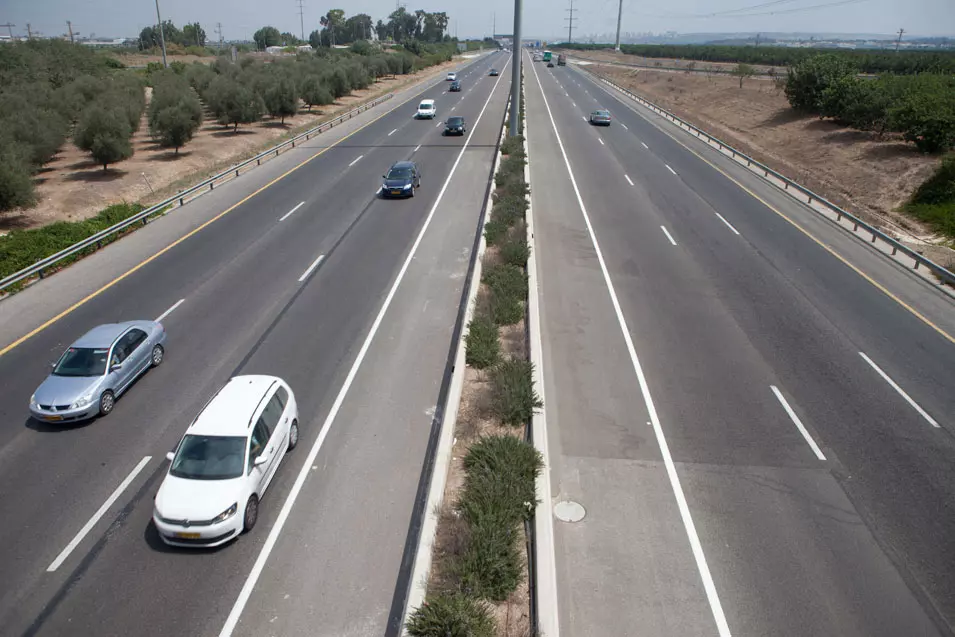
446, 72, 457, 81
153, 375, 299, 547
416, 99, 437, 119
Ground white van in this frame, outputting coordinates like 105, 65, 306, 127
416, 99, 437, 119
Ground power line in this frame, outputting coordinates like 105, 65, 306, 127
633, 0, 871, 20
565, 0, 578, 43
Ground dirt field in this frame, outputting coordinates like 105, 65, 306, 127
0, 56, 461, 231
590, 63, 943, 243
557, 48, 781, 77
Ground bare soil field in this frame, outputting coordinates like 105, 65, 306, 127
557, 48, 781, 77
0, 57, 460, 232
592, 63, 943, 244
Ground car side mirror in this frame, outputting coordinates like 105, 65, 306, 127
110, 362, 123, 372
382, 174, 387, 179
254, 454, 268, 467
50, 362, 57, 370
165, 451, 175, 462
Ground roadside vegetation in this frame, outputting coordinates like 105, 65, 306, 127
407, 76, 543, 636
903, 155, 955, 239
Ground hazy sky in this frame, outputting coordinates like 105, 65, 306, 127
2, 0, 952, 41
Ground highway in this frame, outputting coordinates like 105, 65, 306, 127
0, 51, 510, 637
527, 53, 955, 636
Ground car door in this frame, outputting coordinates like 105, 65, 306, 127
256, 390, 287, 492
108, 332, 136, 391
125, 328, 150, 375
247, 420, 271, 495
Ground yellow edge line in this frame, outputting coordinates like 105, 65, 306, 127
0, 75, 442, 358
597, 77, 955, 346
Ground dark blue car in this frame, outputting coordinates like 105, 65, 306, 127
381, 161, 421, 198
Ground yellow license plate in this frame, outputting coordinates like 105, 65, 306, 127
45, 415, 63, 421
392, 190, 402, 195
175, 532, 201, 539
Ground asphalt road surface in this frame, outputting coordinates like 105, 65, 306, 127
528, 52, 955, 637
0, 51, 511, 637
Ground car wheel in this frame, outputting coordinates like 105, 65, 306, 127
288, 420, 299, 451
99, 390, 115, 416
243, 495, 259, 533
150, 344, 164, 367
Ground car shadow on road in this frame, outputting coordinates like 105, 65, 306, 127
24, 415, 99, 434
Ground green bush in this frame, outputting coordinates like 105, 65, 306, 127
888, 76, 955, 153
483, 218, 509, 246
785, 54, 857, 113
903, 155, 955, 237
491, 193, 527, 227
499, 229, 530, 267
465, 314, 500, 369
405, 592, 494, 637
455, 520, 523, 600
488, 359, 542, 426
264, 77, 299, 124
74, 104, 134, 170
0, 143, 37, 211
500, 134, 525, 157
483, 263, 527, 300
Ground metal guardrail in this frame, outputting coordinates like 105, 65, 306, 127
0, 92, 394, 294
583, 67, 955, 288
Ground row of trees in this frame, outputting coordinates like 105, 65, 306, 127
558, 42, 955, 75
140, 21, 207, 50
785, 54, 955, 153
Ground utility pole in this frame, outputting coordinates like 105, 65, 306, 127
26, 23, 32, 39
755, 33, 760, 47
565, 0, 578, 44
297, 0, 305, 43
614, 0, 623, 51
67, 21, 75, 43
493, 12, 496, 39
215, 22, 223, 53
509, 0, 522, 137
154, 0, 168, 67
895, 28, 905, 52
0, 24, 14, 40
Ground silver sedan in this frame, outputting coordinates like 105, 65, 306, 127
29, 320, 167, 423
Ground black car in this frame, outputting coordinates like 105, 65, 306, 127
546, 61, 554, 68
444, 116, 467, 136
381, 161, 421, 198
489, 68, 499, 76
450, 80, 462, 92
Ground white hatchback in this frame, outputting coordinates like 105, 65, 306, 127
416, 99, 437, 119
446, 72, 457, 81
153, 375, 299, 548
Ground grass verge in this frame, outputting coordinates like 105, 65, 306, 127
903, 154, 955, 240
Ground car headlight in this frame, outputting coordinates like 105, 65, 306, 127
30, 394, 38, 408
212, 502, 238, 524
402, 183, 412, 189
71, 393, 94, 409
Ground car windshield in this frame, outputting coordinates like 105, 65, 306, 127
387, 167, 413, 179
419, 102, 432, 110
53, 347, 109, 377
448, 117, 463, 125
595, 111, 610, 117
170, 434, 246, 480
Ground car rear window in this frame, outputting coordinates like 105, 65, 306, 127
419, 102, 433, 110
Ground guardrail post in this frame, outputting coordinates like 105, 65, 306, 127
235, 169, 240, 177
257, 158, 261, 165
853, 222, 858, 231
38, 269, 44, 280
784, 182, 788, 190
179, 197, 184, 206
892, 246, 898, 256
871, 232, 877, 243
210, 182, 214, 190
836, 212, 841, 221
914, 261, 920, 270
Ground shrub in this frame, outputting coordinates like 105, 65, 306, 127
888, 77, 955, 153
74, 104, 134, 170
483, 218, 509, 246
300, 75, 333, 110
491, 193, 527, 227
499, 228, 530, 267
455, 520, 523, 600
500, 134, 525, 156
785, 54, 857, 113
265, 77, 299, 123
903, 155, 955, 237
0, 143, 37, 211
208, 78, 264, 131
152, 103, 201, 153
405, 592, 494, 637
465, 314, 499, 369
488, 359, 542, 426
483, 263, 527, 326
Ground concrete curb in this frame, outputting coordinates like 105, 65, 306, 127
400, 97, 510, 634
524, 59, 561, 637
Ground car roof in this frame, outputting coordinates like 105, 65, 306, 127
73, 321, 149, 348
448, 116, 464, 122
391, 160, 416, 169
188, 375, 281, 437
419, 99, 435, 105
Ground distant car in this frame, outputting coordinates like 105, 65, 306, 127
30, 320, 167, 423
547, 61, 554, 68
589, 109, 612, 126
489, 68, 499, 76
381, 160, 421, 198
416, 99, 437, 119
449, 80, 462, 92
153, 375, 299, 548
446, 72, 457, 81
444, 116, 467, 136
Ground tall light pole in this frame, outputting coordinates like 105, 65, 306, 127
614, 0, 623, 51
154, 0, 168, 68
509, 0, 522, 137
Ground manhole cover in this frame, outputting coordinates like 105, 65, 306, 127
554, 500, 586, 523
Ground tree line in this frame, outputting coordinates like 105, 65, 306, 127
0, 37, 457, 211
558, 42, 955, 75
140, 21, 208, 52
785, 54, 955, 153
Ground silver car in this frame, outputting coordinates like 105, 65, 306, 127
30, 320, 167, 423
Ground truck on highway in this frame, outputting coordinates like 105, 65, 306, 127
557, 54, 566, 66
542, 50, 552, 62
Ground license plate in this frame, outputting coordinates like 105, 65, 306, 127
392, 190, 402, 195
175, 532, 201, 539
45, 415, 63, 421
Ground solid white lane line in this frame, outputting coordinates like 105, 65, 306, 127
661, 226, 678, 246
714, 212, 741, 236
451, 106, 456, 111
666, 164, 677, 175
414, 144, 421, 152
565, 92, 568, 96
858, 352, 939, 427
47, 456, 152, 572
572, 102, 577, 108
348, 155, 363, 167
297, 254, 325, 282
581, 116, 587, 122
621, 123, 629, 130
218, 54, 512, 637
771, 386, 827, 460
279, 201, 306, 222
388, 128, 398, 136
529, 57, 732, 637
598, 138, 605, 146
436, 122, 442, 127
155, 299, 185, 323
641, 141, 649, 149
624, 174, 634, 186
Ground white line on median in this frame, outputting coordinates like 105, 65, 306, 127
388, 128, 398, 136
641, 141, 649, 149
666, 164, 677, 175
155, 299, 185, 323
858, 352, 939, 427
414, 144, 421, 152
624, 174, 634, 186
217, 53, 513, 637
661, 226, 678, 246
348, 155, 363, 167
47, 456, 152, 572
598, 138, 605, 146
297, 254, 325, 282
771, 386, 827, 460
714, 212, 741, 235
529, 55, 733, 637
279, 201, 305, 221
